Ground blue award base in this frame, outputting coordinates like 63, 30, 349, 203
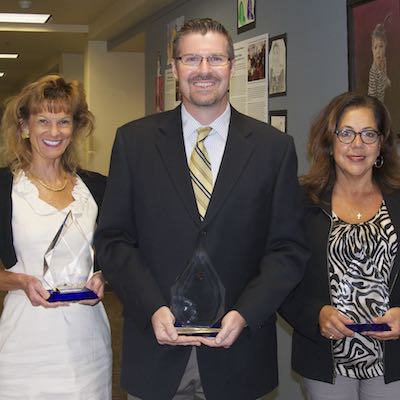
346, 323, 391, 332
47, 287, 98, 302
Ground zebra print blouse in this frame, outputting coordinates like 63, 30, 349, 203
329, 202, 397, 379
368, 64, 388, 103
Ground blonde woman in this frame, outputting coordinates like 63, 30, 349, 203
0, 75, 111, 399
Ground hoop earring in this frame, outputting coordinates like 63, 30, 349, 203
374, 154, 384, 168
21, 130, 30, 139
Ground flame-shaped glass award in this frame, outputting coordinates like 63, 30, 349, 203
43, 211, 98, 302
170, 242, 225, 335
339, 264, 391, 332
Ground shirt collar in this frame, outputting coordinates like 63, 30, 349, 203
181, 103, 231, 141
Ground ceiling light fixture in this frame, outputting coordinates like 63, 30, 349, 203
0, 73, 5, 77
0, 54, 19, 59
0, 13, 51, 24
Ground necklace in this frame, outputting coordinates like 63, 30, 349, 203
28, 172, 68, 192
356, 212, 362, 220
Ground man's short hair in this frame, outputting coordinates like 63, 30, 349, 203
172, 18, 234, 61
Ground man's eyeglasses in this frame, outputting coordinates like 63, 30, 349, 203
335, 128, 382, 144
175, 54, 231, 67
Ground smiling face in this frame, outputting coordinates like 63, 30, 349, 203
171, 31, 234, 120
24, 110, 74, 165
333, 106, 381, 182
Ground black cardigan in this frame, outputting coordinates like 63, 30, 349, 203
280, 190, 400, 384
0, 167, 106, 269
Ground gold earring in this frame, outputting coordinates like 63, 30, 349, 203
21, 130, 30, 139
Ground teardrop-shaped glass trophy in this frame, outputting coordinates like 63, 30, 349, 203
339, 264, 390, 332
43, 211, 98, 302
171, 242, 225, 335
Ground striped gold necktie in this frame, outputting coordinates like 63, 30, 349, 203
189, 127, 213, 220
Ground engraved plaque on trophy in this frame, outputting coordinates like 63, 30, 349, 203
170, 242, 225, 335
43, 211, 98, 302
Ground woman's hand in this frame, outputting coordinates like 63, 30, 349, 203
79, 271, 106, 306
21, 274, 65, 308
365, 307, 400, 341
319, 305, 355, 340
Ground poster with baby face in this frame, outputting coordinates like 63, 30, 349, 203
348, 0, 400, 134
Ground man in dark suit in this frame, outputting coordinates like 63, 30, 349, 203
95, 18, 307, 400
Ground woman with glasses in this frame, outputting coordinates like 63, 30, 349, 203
280, 92, 400, 399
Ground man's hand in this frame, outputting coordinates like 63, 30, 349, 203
200, 310, 247, 348
151, 306, 202, 346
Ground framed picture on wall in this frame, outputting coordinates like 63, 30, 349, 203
269, 110, 287, 133
347, 0, 400, 134
237, 0, 256, 33
268, 34, 287, 97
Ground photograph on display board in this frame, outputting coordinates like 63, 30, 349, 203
268, 34, 287, 96
237, 0, 256, 33
347, 0, 400, 134
269, 110, 287, 133
248, 39, 266, 82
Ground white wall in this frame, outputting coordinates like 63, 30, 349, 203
84, 41, 145, 175
60, 53, 84, 83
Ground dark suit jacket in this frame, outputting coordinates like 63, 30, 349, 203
0, 167, 106, 269
94, 106, 308, 400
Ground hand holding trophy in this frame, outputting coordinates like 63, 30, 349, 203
43, 211, 98, 302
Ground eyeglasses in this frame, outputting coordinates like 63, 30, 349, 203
335, 128, 382, 144
175, 54, 230, 67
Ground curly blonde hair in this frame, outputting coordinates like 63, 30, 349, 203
0, 74, 94, 173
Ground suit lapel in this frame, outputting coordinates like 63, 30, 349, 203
203, 109, 254, 226
155, 107, 254, 227
385, 193, 400, 290
155, 107, 201, 225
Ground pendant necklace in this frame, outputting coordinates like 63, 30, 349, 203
356, 212, 362, 220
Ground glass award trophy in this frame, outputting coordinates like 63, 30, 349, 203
170, 242, 225, 335
338, 266, 391, 332
43, 211, 98, 302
